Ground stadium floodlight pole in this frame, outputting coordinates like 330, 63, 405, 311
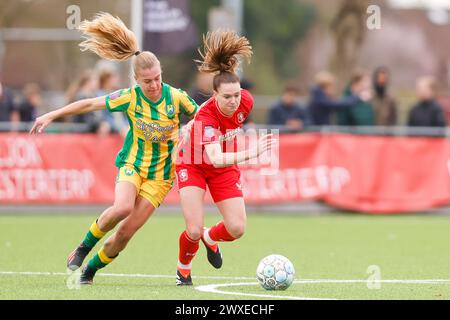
130, 0, 143, 86
221, 0, 243, 76
221, 0, 243, 35
0, 36, 4, 74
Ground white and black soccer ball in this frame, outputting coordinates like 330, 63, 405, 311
256, 254, 295, 290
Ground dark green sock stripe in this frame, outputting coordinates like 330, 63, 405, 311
82, 231, 101, 249
87, 254, 107, 271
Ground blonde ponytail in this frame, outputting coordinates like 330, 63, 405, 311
78, 12, 139, 61
78, 12, 160, 76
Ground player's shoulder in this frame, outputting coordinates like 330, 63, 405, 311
107, 87, 134, 102
240, 89, 254, 110
197, 97, 216, 114
165, 83, 189, 98
111, 87, 133, 96
166, 84, 197, 106
195, 98, 219, 124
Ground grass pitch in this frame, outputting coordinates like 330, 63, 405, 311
1, 212, 450, 300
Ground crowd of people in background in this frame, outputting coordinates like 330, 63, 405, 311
0, 65, 448, 133
0, 67, 129, 135
267, 67, 447, 129
267, 66, 448, 130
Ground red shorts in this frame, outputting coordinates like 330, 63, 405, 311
176, 164, 243, 203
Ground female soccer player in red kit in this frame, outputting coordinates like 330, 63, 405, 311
175, 30, 276, 285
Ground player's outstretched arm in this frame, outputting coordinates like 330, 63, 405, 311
205, 134, 276, 169
30, 96, 107, 134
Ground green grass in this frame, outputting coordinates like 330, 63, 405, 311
1, 213, 450, 299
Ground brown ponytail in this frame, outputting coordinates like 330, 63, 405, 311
196, 30, 253, 90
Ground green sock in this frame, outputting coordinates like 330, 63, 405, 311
82, 220, 107, 249
87, 247, 116, 271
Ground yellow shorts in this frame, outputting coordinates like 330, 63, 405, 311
116, 165, 173, 208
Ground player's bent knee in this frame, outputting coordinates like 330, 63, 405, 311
227, 224, 246, 239
112, 204, 134, 221
186, 226, 203, 241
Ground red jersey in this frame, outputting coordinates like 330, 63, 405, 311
179, 89, 254, 171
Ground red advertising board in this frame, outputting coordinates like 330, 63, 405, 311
2, 133, 450, 213
0, 134, 122, 204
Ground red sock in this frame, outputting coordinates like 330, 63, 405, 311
178, 230, 200, 274
208, 221, 236, 242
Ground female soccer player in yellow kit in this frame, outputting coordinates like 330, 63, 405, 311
30, 13, 198, 284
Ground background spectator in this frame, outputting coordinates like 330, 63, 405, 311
267, 83, 309, 130
17, 83, 42, 122
308, 71, 359, 126
179, 71, 215, 125
371, 66, 397, 126
337, 70, 374, 126
0, 79, 18, 123
189, 71, 214, 106
408, 76, 446, 127
241, 78, 256, 128
65, 70, 99, 131
95, 69, 128, 137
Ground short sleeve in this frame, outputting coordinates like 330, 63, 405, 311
177, 89, 199, 116
194, 113, 220, 145
240, 89, 254, 113
201, 124, 221, 145
105, 88, 132, 112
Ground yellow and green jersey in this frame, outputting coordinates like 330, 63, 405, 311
105, 83, 198, 181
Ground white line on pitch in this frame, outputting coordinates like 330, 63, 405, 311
2, 271, 450, 284
296, 279, 450, 284
195, 282, 335, 300
0, 271, 254, 280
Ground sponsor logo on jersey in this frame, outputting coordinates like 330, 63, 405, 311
108, 90, 122, 101
109, 88, 129, 101
125, 168, 134, 176
218, 128, 241, 142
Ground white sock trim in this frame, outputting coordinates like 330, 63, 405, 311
177, 260, 192, 270
203, 228, 216, 246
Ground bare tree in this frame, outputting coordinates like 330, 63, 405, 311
330, 0, 370, 88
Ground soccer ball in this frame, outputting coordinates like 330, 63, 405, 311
256, 254, 295, 290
